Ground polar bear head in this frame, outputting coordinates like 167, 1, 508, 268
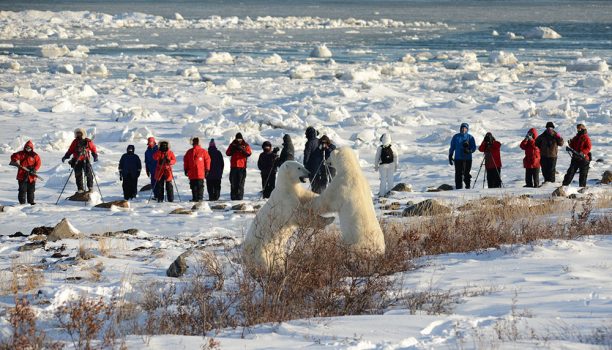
325, 147, 359, 173
277, 161, 310, 185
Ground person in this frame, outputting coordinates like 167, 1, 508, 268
276, 134, 295, 169
62, 128, 98, 193
226, 133, 252, 200
520, 128, 541, 188
310, 135, 336, 194
207, 139, 224, 201
118, 145, 142, 200
448, 122, 476, 189
10, 140, 41, 205
535, 121, 564, 183
303, 126, 320, 183
184, 137, 211, 202
562, 123, 592, 187
144, 137, 159, 197
257, 141, 279, 198
477, 132, 503, 188
374, 133, 399, 197
152, 140, 176, 202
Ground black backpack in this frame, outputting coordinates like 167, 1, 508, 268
380, 145, 394, 164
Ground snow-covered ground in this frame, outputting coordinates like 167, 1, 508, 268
0, 4, 611, 349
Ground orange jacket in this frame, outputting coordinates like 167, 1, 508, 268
153, 150, 177, 181
10, 140, 41, 183
184, 145, 211, 180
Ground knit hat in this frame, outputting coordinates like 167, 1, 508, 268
546, 121, 555, 129
209, 139, 216, 148
191, 137, 199, 146
235, 132, 243, 140
147, 137, 156, 147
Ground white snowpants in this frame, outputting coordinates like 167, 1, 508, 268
378, 163, 395, 196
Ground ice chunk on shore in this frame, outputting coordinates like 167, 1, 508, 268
205, 52, 234, 64
0, 60, 20, 71
225, 78, 241, 90
14, 86, 42, 100
444, 52, 481, 71
174, 13, 184, 21
523, 27, 562, 39
80, 85, 98, 98
289, 64, 315, 79
18, 102, 38, 113
262, 53, 283, 65
578, 75, 611, 88
40, 44, 70, 58
310, 44, 333, 58
567, 58, 609, 72
339, 68, 380, 81
489, 51, 518, 66
84, 64, 109, 77
400, 54, 416, 64
113, 106, 163, 122
177, 66, 201, 80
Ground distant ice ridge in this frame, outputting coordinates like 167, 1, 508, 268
0, 10, 449, 40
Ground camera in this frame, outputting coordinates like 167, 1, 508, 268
272, 147, 280, 154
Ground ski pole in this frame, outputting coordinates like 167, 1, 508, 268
56, 167, 74, 205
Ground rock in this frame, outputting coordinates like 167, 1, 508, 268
602, 170, 612, 185
519, 194, 532, 199
140, 184, 152, 192
231, 203, 248, 211
31, 226, 53, 236
381, 202, 401, 211
552, 186, 568, 197
402, 199, 451, 217
94, 200, 129, 209
426, 184, 454, 192
191, 202, 208, 211
0, 205, 5, 212
391, 183, 412, 192
18, 241, 45, 252
102, 228, 139, 237
9, 232, 27, 238
210, 204, 227, 210
568, 194, 578, 200
67, 191, 92, 202
47, 218, 80, 242
170, 208, 193, 215
166, 252, 190, 277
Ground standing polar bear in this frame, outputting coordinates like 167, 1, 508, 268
242, 161, 333, 273
313, 147, 386, 255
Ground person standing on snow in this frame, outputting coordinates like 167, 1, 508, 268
62, 128, 98, 193
144, 137, 159, 198
477, 132, 502, 188
303, 126, 320, 184
257, 141, 279, 199
276, 134, 295, 169
535, 121, 564, 183
374, 133, 399, 197
207, 139, 224, 201
448, 122, 476, 189
118, 145, 142, 200
10, 140, 41, 205
152, 140, 176, 202
226, 133, 252, 200
562, 123, 592, 188
184, 137, 211, 202
310, 135, 336, 194
520, 128, 541, 188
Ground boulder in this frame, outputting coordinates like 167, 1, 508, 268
140, 184, 152, 192
47, 218, 80, 242
67, 191, 92, 202
381, 202, 401, 211
166, 252, 190, 277
9, 232, 28, 238
231, 203, 248, 211
18, 241, 45, 252
31, 226, 53, 236
602, 170, 612, 185
102, 228, 139, 237
170, 208, 193, 215
402, 199, 451, 217
391, 183, 412, 192
426, 184, 454, 192
0, 205, 4, 212
552, 186, 568, 197
94, 200, 129, 209
210, 204, 227, 210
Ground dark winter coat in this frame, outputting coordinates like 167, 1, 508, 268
568, 130, 592, 161
535, 130, 564, 158
258, 151, 278, 177
277, 134, 295, 168
119, 152, 142, 178
207, 145, 225, 180
303, 128, 320, 173
145, 145, 158, 177
478, 140, 502, 170
520, 128, 541, 169
309, 142, 336, 174
449, 123, 477, 161
10, 140, 41, 183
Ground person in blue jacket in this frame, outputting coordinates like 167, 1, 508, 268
118, 144, 142, 200
144, 137, 158, 198
449, 122, 477, 189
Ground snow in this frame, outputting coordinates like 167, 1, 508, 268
488, 51, 519, 66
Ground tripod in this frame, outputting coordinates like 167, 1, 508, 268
309, 150, 333, 193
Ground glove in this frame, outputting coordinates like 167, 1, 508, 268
184, 170, 188, 176
62, 156, 68, 163
448, 155, 454, 166
272, 147, 280, 153
205, 171, 210, 178
92, 153, 98, 162
119, 173, 123, 181
9, 161, 18, 167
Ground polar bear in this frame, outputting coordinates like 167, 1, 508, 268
312, 147, 386, 255
242, 161, 333, 273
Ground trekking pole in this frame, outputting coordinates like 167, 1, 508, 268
472, 157, 485, 189
87, 159, 105, 202
55, 167, 74, 205
171, 169, 182, 202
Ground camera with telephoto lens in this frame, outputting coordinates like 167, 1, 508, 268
463, 141, 471, 154
272, 147, 280, 154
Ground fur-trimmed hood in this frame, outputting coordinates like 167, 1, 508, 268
74, 128, 87, 138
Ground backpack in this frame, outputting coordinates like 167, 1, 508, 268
380, 145, 394, 164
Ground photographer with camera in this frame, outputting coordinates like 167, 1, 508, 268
535, 121, 564, 183
10, 140, 41, 205
448, 122, 476, 189
152, 140, 176, 202
477, 132, 502, 188
520, 128, 541, 188
562, 123, 591, 188
257, 141, 279, 198
309, 135, 337, 194
226, 133, 252, 200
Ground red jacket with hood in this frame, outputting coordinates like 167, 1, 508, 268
65, 138, 98, 161
184, 145, 211, 180
520, 128, 541, 169
11, 140, 41, 183
568, 131, 592, 161
153, 148, 177, 181
478, 140, 502, 170
226, 140, 252, 168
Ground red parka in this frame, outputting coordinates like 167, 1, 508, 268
10, 140, 41, 183
64, 138, 98, 161
226, 140, 252, 168
153, 149, 177, 181
520, 128, 541, 169
568, 131, 592, 161
184, 145, 211, 180
478, 140, 502, 170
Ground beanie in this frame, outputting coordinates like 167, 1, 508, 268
546, 121, 555, 129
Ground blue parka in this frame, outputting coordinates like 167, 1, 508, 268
449, 123, 477, 161
144, 144, 158, 177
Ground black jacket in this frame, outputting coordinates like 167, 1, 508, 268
207, 145, 225, 180
277, 134, 295, 168
258, 151, 278, 177
119, 153, 142, 178
304, 128, 320, 173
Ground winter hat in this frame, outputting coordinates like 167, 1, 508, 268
147, 137, 156, 147
235, 132, 243, 140
460, 123, 469, 132
209, 139, 216, 148
74, 128, 87, 139
191, 137, 200, 146
159, 140, 170, 151
545, 121, 555, 129
262, 141, 272, 149
127, 145, 135, 153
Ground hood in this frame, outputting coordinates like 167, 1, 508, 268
262, 141, 272, 149
147, 137, 156, 147
529, 128, 538, 138
127, 145, 135, 153
380, 133, 391, 146
23, 140, 34, 152
159, 140, 170, 150
459, 123, 469, 132
74, 127, 87, 139
305, 126, 318, 139
209, 139, 216, 149
283, 134, 292, 144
